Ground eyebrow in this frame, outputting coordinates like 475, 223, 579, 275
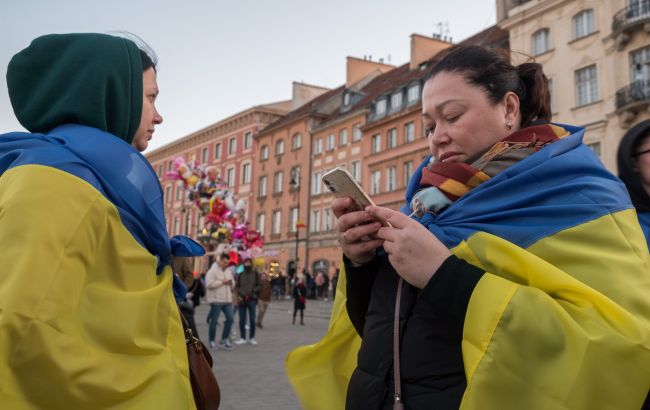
421, 99, 463, 118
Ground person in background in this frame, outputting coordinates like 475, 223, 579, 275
287, 45, 650, 409
292, 275, 307, 326
173, 254, 200, 337
618, 119, 650, 248
205, 252, 235, 351
256, 271, 272, 329
0, 33, 198, 408
234, 253, 260, 345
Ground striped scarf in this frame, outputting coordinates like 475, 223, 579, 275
411, 124, 571, 217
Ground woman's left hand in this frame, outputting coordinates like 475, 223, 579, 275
366, 206, 452, 289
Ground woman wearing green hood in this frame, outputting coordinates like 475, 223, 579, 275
0, 33, 198, 408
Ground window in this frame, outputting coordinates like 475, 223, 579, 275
387, 128, 397, 149
214, 143, 222, 159
572, 9, 595, 40
290, 166, 300, 188
404, 122, 415, 143
631, 46, 650, 84
575, 65, 598, 106
587, 142, 602, 160
274, 171, 283, 193
201, 147, 209, 163
310, 209, 321, 233
372, 134, 381, 154
407, 83, 420, 103
312, 171, 322, 195
403, 161, 413, 187
256, 213, 265, 235
258, 175, 267, 197
173, 216, 179, 235
241, 163, 251, 184
386, 166, 396, 192
290, 207, 298, 232
228, 137, 237, 155
175, 182, 182, 200
314, 138, 323, 155
292, 133, 302, 149
324, 208, 333, 231
275, 139, 285, 155
339, 129, 348, 146
157, 165, 162, 177
327, 134, 335, 151
352, 124, 362, 141
260, 145, 269, 160
167, 160, 173, 172
371, 171, 381, 195
165, 186, 171, 203
351, 160, 361, 182
244, 131, 253, 149
226, 167, 235, 186
375, 99, 387, 116
390, 92, 403, 111
272, 210, 281, 235
532, 28, 550, 56
343, 92, 351, 106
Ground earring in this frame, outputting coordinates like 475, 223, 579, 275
506, 121, 513, 130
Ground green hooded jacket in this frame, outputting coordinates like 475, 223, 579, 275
6, 33, 143, 144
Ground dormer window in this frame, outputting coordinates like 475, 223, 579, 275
407, 83, 420, 103
375, 99, 387, 116
390, 91, 403, 111
343, 92, 351, 106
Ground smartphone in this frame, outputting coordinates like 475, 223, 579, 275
322, 167, 391, 227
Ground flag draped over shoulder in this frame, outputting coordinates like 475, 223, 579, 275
0, 125, 194, 409
286, 124, 650, 410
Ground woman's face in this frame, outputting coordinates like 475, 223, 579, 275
634, 136, 650, 194
421, 71, 519, 163
132, 67, 163, 152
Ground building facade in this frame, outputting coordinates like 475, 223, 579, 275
497, 0, 650, 170
145, 83, 328, 269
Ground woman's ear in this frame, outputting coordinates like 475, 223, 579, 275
503, 91, 520, 126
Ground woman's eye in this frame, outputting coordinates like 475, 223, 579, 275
446, 115, 460, 123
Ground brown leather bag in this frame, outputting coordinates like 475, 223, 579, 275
180, 311, 221, 409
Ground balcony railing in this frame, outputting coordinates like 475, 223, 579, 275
616, 80, 650, 111
612, 1, 650, 35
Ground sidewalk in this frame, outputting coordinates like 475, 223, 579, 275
193, 298, 335, 409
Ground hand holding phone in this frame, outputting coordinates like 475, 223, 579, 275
322, 167, 391, 227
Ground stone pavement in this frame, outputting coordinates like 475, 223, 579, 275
193, 298, 335, 409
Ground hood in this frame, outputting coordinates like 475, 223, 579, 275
617, 120, 650, 212
6, 33, 142, 144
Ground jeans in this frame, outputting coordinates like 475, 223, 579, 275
208, 303, 233, 343
238, 299, 257, 339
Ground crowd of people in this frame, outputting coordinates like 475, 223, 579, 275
173, 251, 335, 350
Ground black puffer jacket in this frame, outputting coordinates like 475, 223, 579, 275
345, 253, 483, 410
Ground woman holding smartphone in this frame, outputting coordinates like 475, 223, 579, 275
289, 45, 650, 409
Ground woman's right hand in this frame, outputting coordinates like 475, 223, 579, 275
332, 197, 384, 266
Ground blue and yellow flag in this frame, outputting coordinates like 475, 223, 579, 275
0, 125, 194, 409
286, 125, 650, 409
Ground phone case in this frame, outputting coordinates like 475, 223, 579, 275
321, 168, 375, 211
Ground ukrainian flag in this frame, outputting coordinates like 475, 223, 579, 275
286, 125, 650, 409
0, 125, 194, 409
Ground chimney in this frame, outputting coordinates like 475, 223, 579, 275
291, 82, 330, 109
410, 33, 452, 70
345, 56, 394, 88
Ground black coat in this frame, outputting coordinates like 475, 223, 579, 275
345, 253, 483, 410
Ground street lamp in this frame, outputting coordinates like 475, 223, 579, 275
290, 168, 304, 275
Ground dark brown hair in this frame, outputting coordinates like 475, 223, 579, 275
426, 45, 551, 127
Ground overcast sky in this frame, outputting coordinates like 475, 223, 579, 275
0, 0, 497, 152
